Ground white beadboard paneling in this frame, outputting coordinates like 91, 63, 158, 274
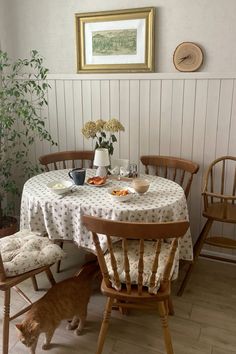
129, 80, 140, 166
55, 80, 67, 151
170, 80, 184, 157
149, 80, 161, 155
160, 80, 173, 156
81, 81, 93, 150
139, 80, 151, 159
91, 80, 101, 120
47, 80, 59, 153
191, 80, 208, 241
119, 80, 130, 160
110, 80, 120, 159
64, 80, 75, 150
181, 79, 196, 160
100, 80, 110, 119
35, 73, 236, 260
73, 80, 84, 150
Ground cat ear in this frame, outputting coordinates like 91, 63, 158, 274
15, 323, 23, 332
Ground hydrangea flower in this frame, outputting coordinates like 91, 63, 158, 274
82, 118, 124, 155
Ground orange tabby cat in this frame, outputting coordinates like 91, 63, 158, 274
15, 261, 99, 354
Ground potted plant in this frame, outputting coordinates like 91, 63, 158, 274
0, 50, 56, 236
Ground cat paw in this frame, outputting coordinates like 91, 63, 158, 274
66, 323, 77, 331
75, 328, 83, 336
42, 343, 50, 350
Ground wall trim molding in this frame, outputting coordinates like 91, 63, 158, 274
47, 73, 236, 80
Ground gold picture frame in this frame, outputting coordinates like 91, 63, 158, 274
75, 7, 155, 73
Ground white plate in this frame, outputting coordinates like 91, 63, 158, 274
46, 180, 74, 195
86, 180, 110, 188
107, 187, 134, 202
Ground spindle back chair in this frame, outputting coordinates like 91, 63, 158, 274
82, 215, 189, 354
178, 156, 236, 295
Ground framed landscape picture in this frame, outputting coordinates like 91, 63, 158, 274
75, 7, 155, 73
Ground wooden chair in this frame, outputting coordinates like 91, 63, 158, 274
0, 229, 65, 354
82, 215, 189, 354
140, 155, 199, 198
39, 150, 94, 172
39, 150, 94, 272
178, 156, 236, 296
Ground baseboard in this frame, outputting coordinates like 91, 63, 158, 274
200, 249, 236, 263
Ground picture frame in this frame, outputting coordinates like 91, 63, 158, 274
75, 7, 155, 73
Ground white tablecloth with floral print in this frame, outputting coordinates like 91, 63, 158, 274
20, 169, 193, 260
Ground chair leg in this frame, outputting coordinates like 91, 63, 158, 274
167, 297, 174, 316
31, 275, 39, 291
3, 289, 10, 354
177, 219, 213, 296
158, 301, 174, 354
96, 297, 114, 354
45, 268, 56, 287
56, 242, 64, 273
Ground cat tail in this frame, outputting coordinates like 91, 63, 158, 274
75, 261, 100, 279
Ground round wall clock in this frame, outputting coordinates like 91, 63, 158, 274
173, 42, 204, 72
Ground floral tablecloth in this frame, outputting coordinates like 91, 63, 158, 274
20, 169, 193, 260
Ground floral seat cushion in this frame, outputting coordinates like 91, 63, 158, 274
0, 230, 66, 277
104, 240, 179, 294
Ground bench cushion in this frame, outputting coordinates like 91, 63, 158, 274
0, 230, 65, 277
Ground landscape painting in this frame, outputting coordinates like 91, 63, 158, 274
75, 7, 155, 72
92, 29, 137, 56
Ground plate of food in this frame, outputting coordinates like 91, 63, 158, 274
86, 176, 109, 187
107, 187, 134, 202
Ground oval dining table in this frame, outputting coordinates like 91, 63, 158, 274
20, 169, 193, 262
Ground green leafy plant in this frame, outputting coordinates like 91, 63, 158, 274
0, 50, 56, 224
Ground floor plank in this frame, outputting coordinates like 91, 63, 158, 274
0, 244, 235, 353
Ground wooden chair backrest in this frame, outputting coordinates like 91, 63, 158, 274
202, 156, 236, 210
82, 215, 189, 295
140, 155, 199, 198
39, 150, 94, 171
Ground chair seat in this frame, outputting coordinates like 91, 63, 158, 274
101, 279, 171, 302
203, 203, 236, 222
104, 240, 179, 294
0, 230, 65, 277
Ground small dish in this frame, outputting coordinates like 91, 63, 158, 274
46, 180, 74, 195
107, 187, 133, 202
86, 176, 109, 187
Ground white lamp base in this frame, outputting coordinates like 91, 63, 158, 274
95, 166, 107, 177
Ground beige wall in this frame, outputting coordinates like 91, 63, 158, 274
1, 0, 236, 73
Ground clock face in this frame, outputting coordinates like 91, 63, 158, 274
173, 42, 203, 72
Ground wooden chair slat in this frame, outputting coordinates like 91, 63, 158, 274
149, 239, 162, 290
162, 239, 178, 282
122, 239, 131, 294
233, 167, 236, 203
106, 235, 121, 291
138, 239, 144, 295
92, 232, 111, 288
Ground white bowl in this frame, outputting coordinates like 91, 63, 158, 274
107, 187, 133, 202
46, 180, 74, 195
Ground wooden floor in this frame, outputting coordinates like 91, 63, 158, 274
1, 243, 236, 354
